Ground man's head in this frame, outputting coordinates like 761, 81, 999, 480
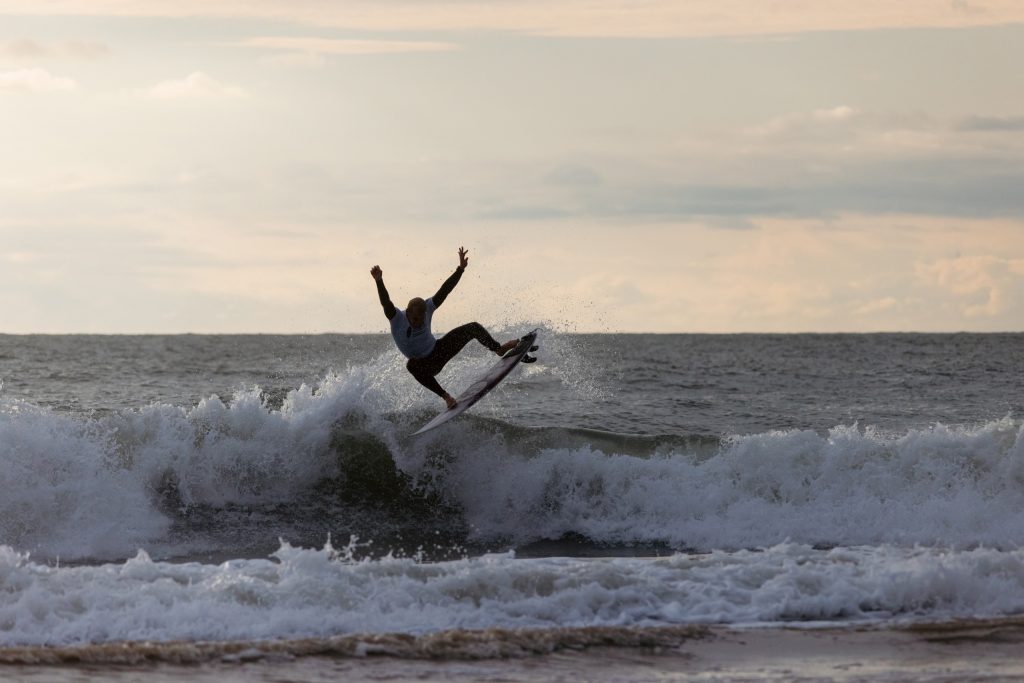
406, 297, 427, 328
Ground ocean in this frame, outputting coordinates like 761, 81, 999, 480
2, 331, 1024, 680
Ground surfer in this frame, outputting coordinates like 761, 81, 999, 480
371, 247, 517, 409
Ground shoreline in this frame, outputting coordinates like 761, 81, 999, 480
3, 620, 1024, 682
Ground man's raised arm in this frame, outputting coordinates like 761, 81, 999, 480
370, 265, 397, 319
432, 246, 469, 308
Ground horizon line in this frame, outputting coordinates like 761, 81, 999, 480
0, 330, 1021, 336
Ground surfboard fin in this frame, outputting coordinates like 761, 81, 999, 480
521, 354, 537, 363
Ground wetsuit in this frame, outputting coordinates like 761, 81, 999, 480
375, 267, 501, 398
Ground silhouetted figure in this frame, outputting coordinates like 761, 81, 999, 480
371, 247, 516, 409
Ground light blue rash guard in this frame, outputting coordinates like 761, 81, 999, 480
390, 298, 438, 359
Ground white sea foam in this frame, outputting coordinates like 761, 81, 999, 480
0, 398, 169, 559
428, 418, 1024, 550
2, 542, 1024, 647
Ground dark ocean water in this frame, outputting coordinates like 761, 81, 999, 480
2, 331, 1024, 655
5, 332, 1021, 432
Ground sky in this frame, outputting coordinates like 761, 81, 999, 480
1, 1, 1023, 333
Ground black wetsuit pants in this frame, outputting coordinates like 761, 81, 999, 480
406, 322, 500, 398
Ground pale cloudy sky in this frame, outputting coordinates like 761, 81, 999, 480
1, 1, 1023, 333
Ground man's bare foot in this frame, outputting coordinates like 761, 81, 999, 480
496, 339, 518, 356
443, 393, 458, 410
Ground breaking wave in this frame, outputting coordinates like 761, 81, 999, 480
3, 542, 1024, 648
2, 350, 1024, 560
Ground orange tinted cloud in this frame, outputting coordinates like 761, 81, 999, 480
5, 1, 1024, 37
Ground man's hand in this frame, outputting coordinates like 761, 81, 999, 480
370, 265, 383, 281
458, 246, 469, 269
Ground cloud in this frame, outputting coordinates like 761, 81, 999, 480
743, 106, 944, 148
235, 36, 459, 60
0, 67, 77, 93
477, 205, 571, 220
623, 167, 1024, 221
252, 99, 1024, 224
917, 255, 1024, 318
145, 72, 246, 100
854, 296, 899, 315
401, 105, 1024, 227
614, 106, 1024, 220
0, 40, 47, 60
758, 105, 860, 132
3, 1, 1024, 38
0, 40, 109, 61
545, 164, 604, 187
455, 154, 1024, 225
957, 115, 1024, 132
60, 41, 109, 59
952, 0, 988, 16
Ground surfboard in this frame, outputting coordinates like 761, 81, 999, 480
413, 329, 539, 435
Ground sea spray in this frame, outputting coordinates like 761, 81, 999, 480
0, 358, 406, 560
0, 397, 169, 559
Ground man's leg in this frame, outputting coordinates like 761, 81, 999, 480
430, 322, 503, 367
406, 358, 448, 398
407, 323, 514, 408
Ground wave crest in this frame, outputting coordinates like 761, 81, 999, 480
3, 355, 1024, 559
